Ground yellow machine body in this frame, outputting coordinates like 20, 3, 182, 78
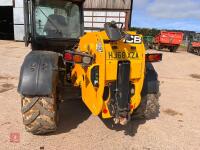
71, 31, 146, 119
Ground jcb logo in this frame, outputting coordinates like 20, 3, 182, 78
124, 35, 142, 44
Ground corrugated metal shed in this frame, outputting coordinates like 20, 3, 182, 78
84, 0, 132, 10
0, 0, 13, 6
13, 0, 24, 41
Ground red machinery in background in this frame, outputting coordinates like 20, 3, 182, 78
187, 33, 200, 56
153, 31, 184, 52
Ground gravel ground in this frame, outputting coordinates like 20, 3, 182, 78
0, 40, 200, 150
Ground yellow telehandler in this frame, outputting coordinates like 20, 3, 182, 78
18, 0, 162, 134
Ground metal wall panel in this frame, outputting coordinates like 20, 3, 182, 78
14, 25, 24, 41
84, 0, 132, 10
93, 17, 106, 22
0, 0, 13, 6
84, 10, 127, 31
84, 11, 93, 16
107, 12, 120, 16
84, 17, 93, 21
120, 18, 125, 22
106, 0, 131, 10
14, 8, 24, 24
15, 0, 24, 7
13, 0, 24, 41
120, 12, 126, 17
93, 11, 106, 16
84, 22, 93, 27
84, 0, 107, 9
93, 23, 104, 28
106, 17, 119, 22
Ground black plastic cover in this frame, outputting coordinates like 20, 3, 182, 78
142, 62, 159, 96
116, 61, 131, 111
104, 22, 124, 41
18, 51, 59, 96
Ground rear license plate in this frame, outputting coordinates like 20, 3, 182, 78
107, 51, 138, 59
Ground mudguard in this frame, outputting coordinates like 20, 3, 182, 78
142, 62, 159, 96
18, 51, 59, 96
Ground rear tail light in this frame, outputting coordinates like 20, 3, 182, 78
145, 53, 162, 62
73, 55, 82, 63
64, 53, 73, 61
64, 51, 93, 65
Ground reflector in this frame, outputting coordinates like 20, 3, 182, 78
103, 109, 108, 114
145, 53, 162, 62
130, 104, 135, 110
82, 56, 92, 64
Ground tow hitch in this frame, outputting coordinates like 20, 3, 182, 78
108, 61, 132, 125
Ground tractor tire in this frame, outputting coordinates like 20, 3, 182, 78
149, 45, 153, 49
169, 48, 174, 52
197, 49, 200, 56
21, 96, 59, 135
187, 45, 191, 53
155, 45, 160, 50
152, 45, 155, 50
170, 47, 177, 52
169, 48, 173, 52
132, 93, 160, 119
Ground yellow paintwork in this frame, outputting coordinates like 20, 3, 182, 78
71, 31, 146, 118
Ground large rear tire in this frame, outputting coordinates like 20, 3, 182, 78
170, 46, 178, 52
21, 96, 59, 135
132, 93, 160, 119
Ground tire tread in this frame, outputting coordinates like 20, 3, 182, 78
132, 93, 160, 120
21, 96, 57, 134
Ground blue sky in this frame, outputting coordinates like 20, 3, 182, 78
131, 0, 200, 32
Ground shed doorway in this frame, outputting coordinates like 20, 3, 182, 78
0, 6, 14, 40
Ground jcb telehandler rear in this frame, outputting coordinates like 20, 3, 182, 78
18, 0, 162, 135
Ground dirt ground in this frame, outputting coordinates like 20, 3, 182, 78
0, 40, 200, 150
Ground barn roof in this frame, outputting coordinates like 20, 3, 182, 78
83, 0, 133, 10
35, 0, 132, 10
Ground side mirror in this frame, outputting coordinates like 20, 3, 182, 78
104, 21, 124, 41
